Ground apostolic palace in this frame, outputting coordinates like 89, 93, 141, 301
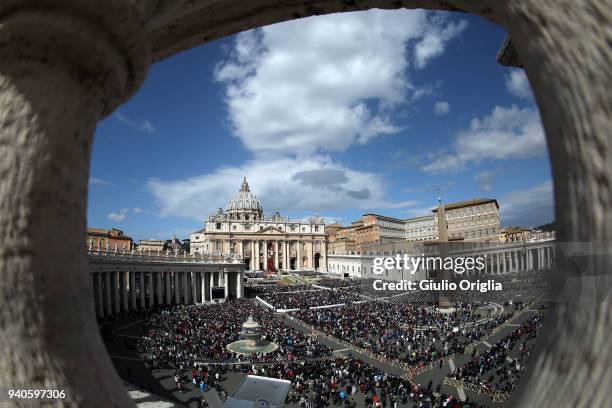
190, 177, 327, 271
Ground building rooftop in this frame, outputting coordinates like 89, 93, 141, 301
402, 214, 435, 222
362, 213, 402, 222
503, 226, 530, 234
432, 198, 499, 212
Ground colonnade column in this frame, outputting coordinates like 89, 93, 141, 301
130, 271, 136, 310
121, 272, 128, 313
192, 272, 198, 304
182, 273, 189, 304
148, 273, 154, 308
139, 272, 146, 309
104, 273, 112, 316
195, 273, 202, 304
0, 1, 150, 402
209, 272, 214, 301
224, 270, 230, 300
174, 272, 180, 304
113, 272, 120, 315
95, 273, 104, 318
155, 272, 162, 306
165, 273, 172, 304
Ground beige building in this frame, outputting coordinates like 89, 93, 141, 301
190, 178, 327, 271
87, 227, 132, 251
433, 198, 501, 242
327, 214, 405, 253
138, 239, 167, 253
403, 214, 438, 242
327, 221, 360, 255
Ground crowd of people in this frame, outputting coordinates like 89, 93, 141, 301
122, 271, 550, 406
176, 357, 486, 408
449, 309, 544, 393
138, 300, 331, 369
292, 300, 525, 368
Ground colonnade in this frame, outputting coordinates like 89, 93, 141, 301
91, 268, 244, 318
470, 244, 555, 276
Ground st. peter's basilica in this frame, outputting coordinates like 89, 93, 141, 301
190, 178, 327, 271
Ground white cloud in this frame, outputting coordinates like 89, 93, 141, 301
108, 208, 129, 222
434, 101, 450, 116
403, 205, 437, 218
107, 207, 144, 221
422, 105, 546, 173
505, 69, 531, 99
500, 181, 554, 227
89, 177, 113, 186
214, 9, 467, 156
115, 112, 156, 133
414, 17, 468, 69
474, 170, 497, 192
147, 156, 418, 221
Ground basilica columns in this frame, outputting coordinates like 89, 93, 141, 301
284, 241, 289, 271
274, 241, 279, 270
263, 241, 268, 270
297, 241, 302, 269
255, 242, 260, 270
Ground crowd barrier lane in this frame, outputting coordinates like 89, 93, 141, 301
463, 298, 540, 355
255, 296, 276, 311
309, 303, 346, 310
442, 377, 511, 402
290, 317, 474, 382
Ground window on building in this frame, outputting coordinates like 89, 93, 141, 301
216, 223, 221, 230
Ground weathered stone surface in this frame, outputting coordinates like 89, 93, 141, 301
0, 1, 610, 407
0, 0, 149, 406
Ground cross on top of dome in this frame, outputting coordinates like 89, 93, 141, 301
240, 176, 250, 192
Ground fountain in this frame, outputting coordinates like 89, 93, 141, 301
226, 314, 279, 355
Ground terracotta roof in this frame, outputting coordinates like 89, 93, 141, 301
432, 198, 498, 212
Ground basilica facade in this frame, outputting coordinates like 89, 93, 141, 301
190, 178, 327, 272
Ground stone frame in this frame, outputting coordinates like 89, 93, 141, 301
0, 0, 610, 407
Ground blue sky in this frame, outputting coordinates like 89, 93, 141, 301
89, 9, 553, 241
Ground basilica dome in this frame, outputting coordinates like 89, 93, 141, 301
226, 177, 263, 219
